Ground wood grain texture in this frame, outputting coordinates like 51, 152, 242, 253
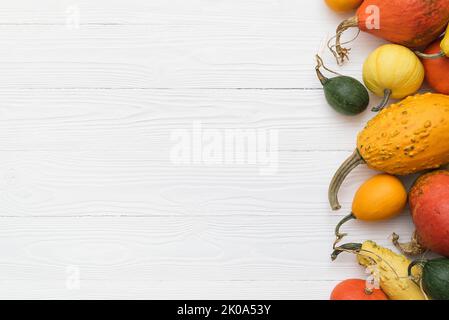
0, 89, 377, 152
0, 1, 386, 89
0, 0, 419, 299
0, 216, 414, 299
0, 148, 418, 218
0, 280, 340, 300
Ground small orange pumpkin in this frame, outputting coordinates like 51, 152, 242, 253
325, 0, 363, 12
334, 174, 407, 244
330, 279, 388, 300
422, 39, 449, 95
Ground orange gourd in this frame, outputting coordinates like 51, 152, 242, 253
352, 175, 407, 221
328, 93, 449, 211
331, 0, 449, 64
334, 174, 407, 244
330, 279, 388, 300
421, 39, 449, 95
325, 0, 363, 12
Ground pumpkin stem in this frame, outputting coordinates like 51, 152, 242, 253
364, 287, 374, 295
391, 231, 427, 256
372, 89, 392, 112
328, 149, 365, 211
315, 55, 342, 85
329, 16, 359, 65
334, 213, 356, 247
331, 242, 362, 261
315, 55, 329, 85
414, 50, 445, 60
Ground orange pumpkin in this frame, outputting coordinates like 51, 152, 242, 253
330, 279, 388, 300
351, 174, 407, 222
331, 0, 449, 64
422, 39, 449, 95
334, 174, 407, 245
325, 0, 363, 12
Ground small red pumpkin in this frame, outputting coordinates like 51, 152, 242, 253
330, 279, 388, 300
332, 0, 449, 64
422, 39, 449, 95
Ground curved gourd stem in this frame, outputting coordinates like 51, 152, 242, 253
391, 231, 427, 256
328, 149, 365, 211
315, 55, 342, 86
372, 89, 392, 112
315, 55, 329, 86
334, 213, 356, 247
331, 242, 362, 261
329, 16, 358, 65
414, 50, 445, 59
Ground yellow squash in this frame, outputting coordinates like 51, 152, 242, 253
334, 174, 407, 244
329, 93, 449, 210
332, 241, 426, 300
363, 44, 424, 112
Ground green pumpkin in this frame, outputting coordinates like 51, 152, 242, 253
409, 258, 449, 300
315, 56, 369, 116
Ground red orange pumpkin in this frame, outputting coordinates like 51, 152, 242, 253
410, 171, 449, 257
332, 0, 449, 64
422, 39, 449, 95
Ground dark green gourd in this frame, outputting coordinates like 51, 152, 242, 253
409, 258, 449, 300
316, 55, 369, 116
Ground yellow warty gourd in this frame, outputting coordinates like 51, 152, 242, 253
332, 241, 426, 300
329, 93, 449, 210
363, 44, 424, 111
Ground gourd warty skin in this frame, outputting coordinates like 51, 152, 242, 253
329, 93, 449, 210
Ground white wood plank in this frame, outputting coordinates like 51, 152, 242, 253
0, 0, 425, 300
1, 0, 347, 25
0, 216, 414, 285
0, 149, 419, 217
0, 89, 380, 152
0, 280, 338, 300
0, 1, 387, 88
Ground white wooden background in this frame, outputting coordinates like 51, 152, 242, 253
0, 0, 417, 299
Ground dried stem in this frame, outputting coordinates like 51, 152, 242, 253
328, 16, 359, 65
328, 149, 365, 211
392, 231, 427, 256
333, 213, 356, 248
332, 243, 405, 281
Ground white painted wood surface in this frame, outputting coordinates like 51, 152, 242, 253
0, 0, 417, 299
